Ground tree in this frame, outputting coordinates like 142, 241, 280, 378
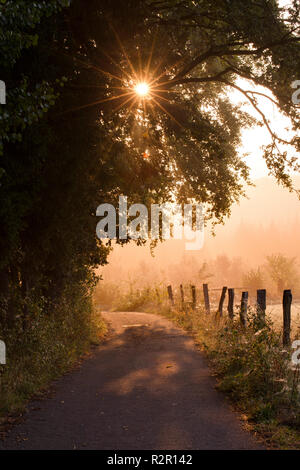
38, 0, 300, 222
0, 0, 74, 323
0, 0, 71, 159
243, 268, 264, 295
265, 253, 299, 293
147, 0, 300, 189
198, 262, 214, 283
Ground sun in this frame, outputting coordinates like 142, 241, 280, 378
61, 28, 182, 127
134, 82, 150, 97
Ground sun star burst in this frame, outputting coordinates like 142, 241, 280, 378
134, 82, 150, 97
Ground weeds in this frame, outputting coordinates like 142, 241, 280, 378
0, 287, 107, 416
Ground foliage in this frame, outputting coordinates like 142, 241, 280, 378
198, 262, 214, 282
0, 0, 112, 332
194, 311, 300, 447
243, 268, 265, 295
0, 279, 107, 415
265, 253, 299, 292
0, 0, 71, 157
146, 0, 300, 189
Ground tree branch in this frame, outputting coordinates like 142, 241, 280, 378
174, 35, 300, 80
217, 79, 293, 147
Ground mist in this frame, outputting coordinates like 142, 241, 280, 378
98, 176, 300, 300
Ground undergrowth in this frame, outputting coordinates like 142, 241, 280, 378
0, 287, 107, 416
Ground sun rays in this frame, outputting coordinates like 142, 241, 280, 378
59, 25, 185, 131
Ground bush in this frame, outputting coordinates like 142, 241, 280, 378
0, 283, 107, 415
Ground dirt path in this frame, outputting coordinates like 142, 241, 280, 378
0, 312, 263, 450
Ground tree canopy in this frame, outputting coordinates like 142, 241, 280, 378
42, 0, 299, 221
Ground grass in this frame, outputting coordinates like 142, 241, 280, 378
111, 283, 300, 449
0, 290, 107, 417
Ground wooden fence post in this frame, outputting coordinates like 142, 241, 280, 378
240, 291, 248, 327
257, 289, 266, 322
203, 283, 210, 314
227, 288, 234, 319
218, 286, 227, 316
191, 285, 196, 310
167, 285, 174, 306
283, 289, 292, 347
180, 284, 184, 309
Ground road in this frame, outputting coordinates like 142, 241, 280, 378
0, 311, 263, 450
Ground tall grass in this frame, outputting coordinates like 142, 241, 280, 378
0, 287, 107, 415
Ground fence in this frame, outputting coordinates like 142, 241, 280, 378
166, 284, 293, 347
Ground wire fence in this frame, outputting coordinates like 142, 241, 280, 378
166, 283, 299, 345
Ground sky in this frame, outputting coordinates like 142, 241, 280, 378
231, 79, 296, 179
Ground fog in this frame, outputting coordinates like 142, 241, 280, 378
98, 176, 300, 299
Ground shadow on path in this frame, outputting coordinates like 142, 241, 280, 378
0, 311, 263, 450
